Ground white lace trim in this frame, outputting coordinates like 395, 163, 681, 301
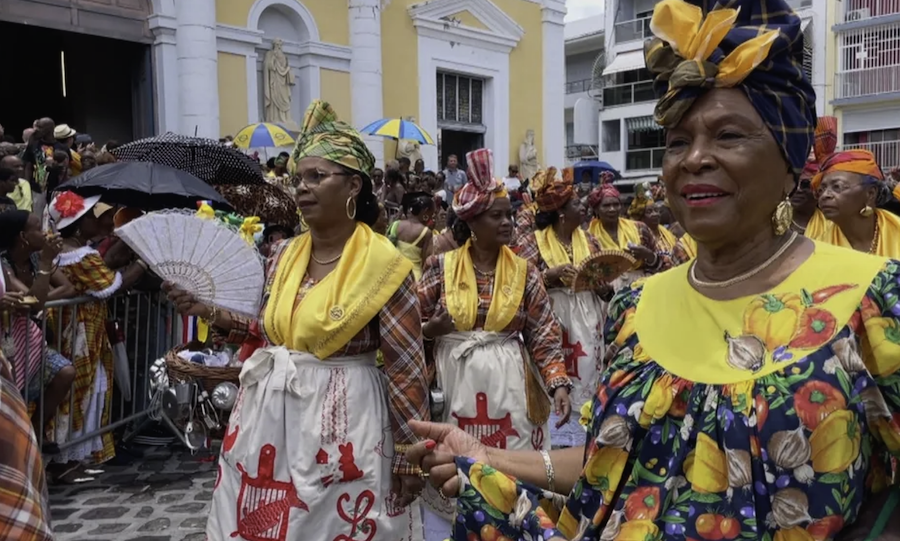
87, 272, 122, 299
56, 246, 98, 267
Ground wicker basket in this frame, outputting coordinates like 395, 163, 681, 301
165, 342, 241, 394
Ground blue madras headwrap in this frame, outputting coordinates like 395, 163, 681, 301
643, 0, 817, 177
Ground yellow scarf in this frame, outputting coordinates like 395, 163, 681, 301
827, 209, 900, 258
804, 209, 829, 241
655, 226, 679, 253
589, 218, 642, 250
534, 227, 592, 268
264, 223, 412, 358
678, 234, 698, 260
443, 240, 527, 332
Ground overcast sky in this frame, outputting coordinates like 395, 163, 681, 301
565, 0, 603, 21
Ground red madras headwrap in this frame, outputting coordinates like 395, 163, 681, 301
811, 149, 884, 191
535, 175, 575, 213
803, 116, 838, 179
588, 183, 620, 208
599, 170, 616, 185
452, 148, 508, 221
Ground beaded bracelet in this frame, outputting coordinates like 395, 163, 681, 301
540, 450, 556, 493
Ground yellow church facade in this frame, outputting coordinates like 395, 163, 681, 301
150, 0, 567, 173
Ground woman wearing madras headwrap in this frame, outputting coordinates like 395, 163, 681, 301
166, 100, 429, 540
404, 1, 900, 539
416, 148, 572, 541
515, 175, 611, 450
588, 182, 669, 290
514, 167, 554, 238
629, 182, 680, 255
813, 149, 900, 258
673, 117, 837, 263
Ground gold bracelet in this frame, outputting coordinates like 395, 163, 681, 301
540, 450, 556, 493
202, 305, 219, 327
394, 443, 414, 453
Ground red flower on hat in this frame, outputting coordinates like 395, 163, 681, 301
54, 191, 86, 219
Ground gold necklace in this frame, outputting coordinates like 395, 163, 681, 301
689, 232, 799, 289
868, 221, 880, 254
311, 251, 342, 265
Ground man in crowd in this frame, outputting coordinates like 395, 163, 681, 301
442, 154, 467, 197
0, 154, 32, 212
0, 167, 18, 212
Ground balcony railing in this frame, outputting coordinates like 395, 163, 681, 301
835, 65, 900, 99
841, 139, 900, 172
614, 16, 652, 44
603, 81, 655, 107
786, 0, 813, 10
566, 144, 599, 161
625, 147, 665, 171
565, 79, 592, 94
843, 0, 900, 22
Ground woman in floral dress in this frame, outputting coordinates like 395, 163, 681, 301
404, 1, 900, 539
416, 148, 572, 540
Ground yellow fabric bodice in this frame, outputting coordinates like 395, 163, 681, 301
589, 218, 642, 250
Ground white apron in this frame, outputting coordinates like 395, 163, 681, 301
208, 346, 419, 541
547, 288, 605, 449
421, 331, 550, 541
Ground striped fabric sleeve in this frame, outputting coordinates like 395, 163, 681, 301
0, 370, 53, 541
378, 274, 430, 474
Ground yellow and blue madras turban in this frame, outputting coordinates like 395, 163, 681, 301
289, 100, 375, 177
644, 0, 817, 176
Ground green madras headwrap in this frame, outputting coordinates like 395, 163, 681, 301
289, 100, 375, 177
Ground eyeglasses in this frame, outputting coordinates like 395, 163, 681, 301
292, 169, 352, 187
816, 181, 863, 197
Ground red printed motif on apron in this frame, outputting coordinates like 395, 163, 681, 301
232, 444, 308, 541
334, 490, 377, 541
452, 392, 520, 449
531, 427, 545, 450
562, 329, 586, 380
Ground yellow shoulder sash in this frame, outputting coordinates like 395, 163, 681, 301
264, 224, 412, 358
534, 227, 592, 268
444, 241, 527, 332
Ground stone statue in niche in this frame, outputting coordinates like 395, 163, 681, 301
395, 117, 423, 165
519, 129, 539, 181
264, 39, 296, 128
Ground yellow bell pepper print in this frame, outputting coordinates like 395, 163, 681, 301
863, 317, 900, 375
774, 526, 815, 541
616, 520, 659, 541
557, 508, 579, 539
614, 307, 636, 346
583, 446, 629, 503
468, 463, 519, 514
809, 410, 861, 473
742, 293, 804, 351
684, 433, 729, 493
639, 374, 676, 428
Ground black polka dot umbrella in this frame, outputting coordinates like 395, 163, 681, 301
111, 132, 265, 186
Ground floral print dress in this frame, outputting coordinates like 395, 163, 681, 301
450, 243, 900, 541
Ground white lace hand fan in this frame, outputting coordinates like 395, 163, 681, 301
115, 210, 265, 318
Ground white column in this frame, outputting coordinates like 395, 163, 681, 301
541, 0, 567, 168
349, 0, 385, 165
175, 0, 220, 138
149, 13, 179, 133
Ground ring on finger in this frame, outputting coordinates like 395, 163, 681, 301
419, 471, 429, 480
438, 487, 449, 500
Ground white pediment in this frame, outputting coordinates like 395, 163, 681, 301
408, 0, 525, 52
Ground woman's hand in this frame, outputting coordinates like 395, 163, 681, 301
424, 307, 455, 339
39, 234, 63, 266
553, 387, 572, 428
546, 264, 576, 285
163, 282, 211, 318
627, 243, 657, 265
406, 420, 490, 499
392, 474, 424, 507
0, 291, 24, 311
594, 282, 614, 301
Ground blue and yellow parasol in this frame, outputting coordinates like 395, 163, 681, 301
233, 122, 297, 148
359, 118, 435, 145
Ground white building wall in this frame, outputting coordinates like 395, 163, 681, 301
542, 0, 567, 170
349, 0, 385, 164
175, 0, 220, 138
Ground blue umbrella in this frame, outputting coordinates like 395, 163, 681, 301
572, 161, 621, 186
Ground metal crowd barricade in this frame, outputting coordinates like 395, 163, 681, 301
18, 290, 180, 451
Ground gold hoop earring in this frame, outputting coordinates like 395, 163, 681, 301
346, 196, 357, 220
860, 205, 874, 217
772, 196, 793, 236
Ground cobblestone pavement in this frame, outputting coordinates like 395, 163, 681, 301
49, 442, 219, 541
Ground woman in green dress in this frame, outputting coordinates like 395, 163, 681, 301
404, 1, 900, 539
